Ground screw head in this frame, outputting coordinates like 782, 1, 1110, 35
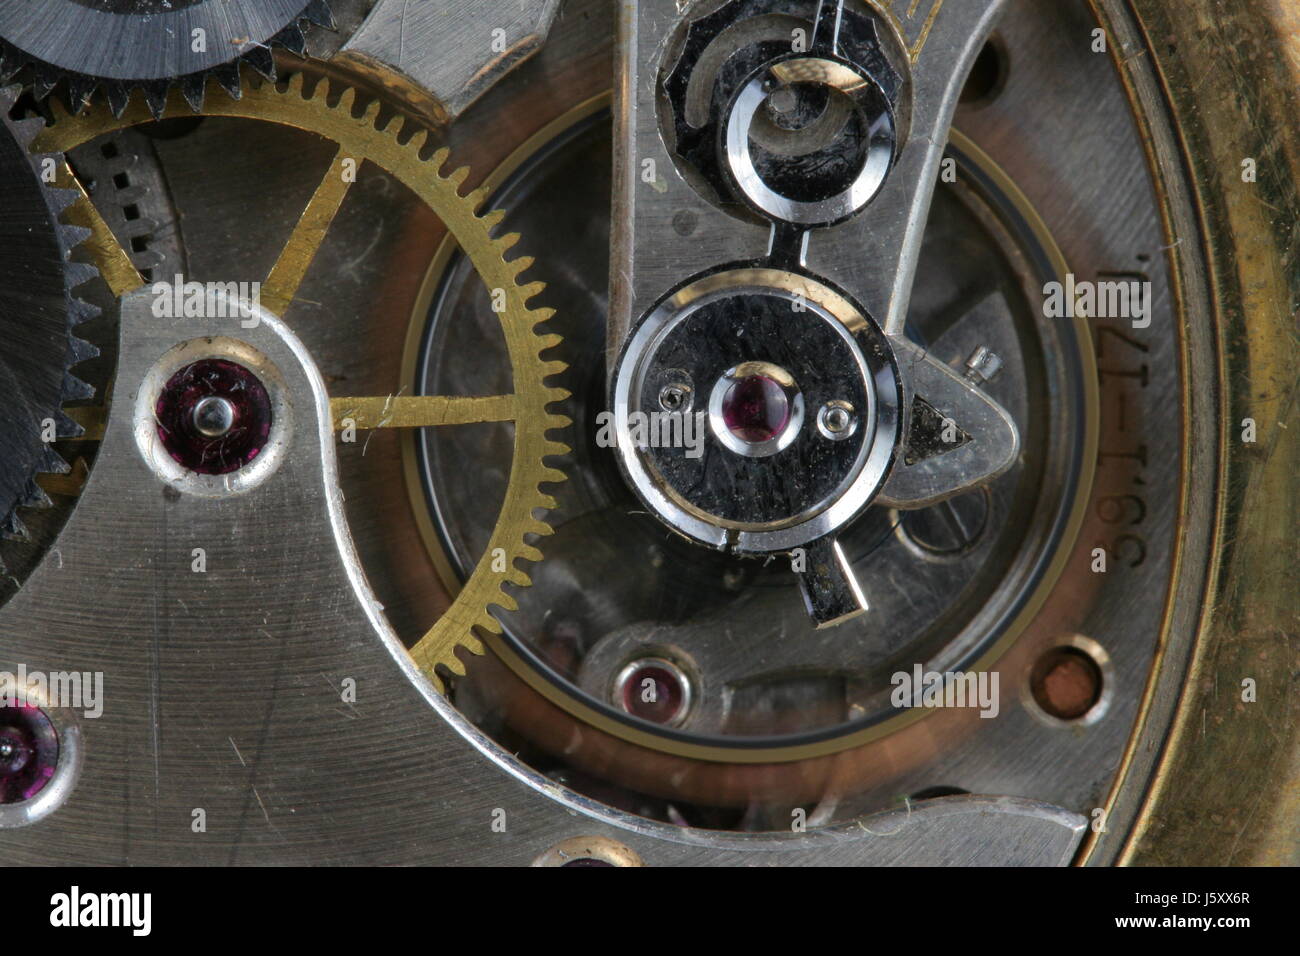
658, 382, 693, 413
192, 395, 236, 438
964, 345, 1003, 385
614, 657, 693, 727
817, 400, 857, 440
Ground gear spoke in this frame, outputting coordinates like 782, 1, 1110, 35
329, 395, 516, 429
54, 161, 143, 298
262, 148, 354, 315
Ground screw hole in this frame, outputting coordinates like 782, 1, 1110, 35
532, 836, 644, 867
1030, 645, 1103, 721
960, 36, 1009, 106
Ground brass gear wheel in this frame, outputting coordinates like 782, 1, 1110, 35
33, 74, 570, 693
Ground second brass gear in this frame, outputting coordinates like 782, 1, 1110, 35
35, 75, 571, 693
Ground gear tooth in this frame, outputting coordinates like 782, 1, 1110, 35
244, 46, 277, 81
527, 518, 556, 538
407, 128, 430, 153
33, 65, 60, 100
20, 479, 53, 511
103, 81, 131, 117
37, 445, 70, 476
520, 544, 544, 563
497, 232, 521, 254
536, 332, 563, 351
67, 76, 97, 113
359, 98, 381, 124
141, 81, 169, 119
428, 147, 451, 174
529, 305, 557, 323
479, 208, 506, 234
57, 223, 93, 251
463, 184, 490, 212
61, 372, 95, 403
66, 335, 99, 368
441, 654, 468, 678
132, 250, 164, 274
213, 63, 243, 101
69, 298, 101, 327
518, 280, 547, 301
541, 359, 568, 377
54, 411, 82, 441
276, 24, 309, 58
444, 166, 469, 191
64, 261, 99, 290
179, 74, 208, 112
283, 71, 307, 97
3, 511, 29, 542
302, 0, 336, 29
491, 589, 519, 613
336, 86, 357, 114
40, 181, 78, 215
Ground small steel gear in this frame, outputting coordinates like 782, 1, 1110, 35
0, 0, 333, 117
0, 85, 99, 572
68, 127, 184, 282
37, 73, 570, 692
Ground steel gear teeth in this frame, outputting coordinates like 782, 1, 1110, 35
0, 85, 100, 560
0, 1, 334, 120
36, 73, 571, 694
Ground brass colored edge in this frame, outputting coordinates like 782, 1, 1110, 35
399, 92, 611, 605
330, 394, 517, 429
1105, 0, 1300, 866
1072, 0, 1217, 868
55, 162, 143, 298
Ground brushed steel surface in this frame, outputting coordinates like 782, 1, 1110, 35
0, 288, 1085, 865
340, 0, 561, 123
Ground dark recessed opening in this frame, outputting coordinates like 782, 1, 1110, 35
961, 37, 1008, 105
1030, 646, 1103, 721
911, 785, 970, 801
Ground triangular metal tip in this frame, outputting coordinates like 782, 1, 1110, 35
103, 81, 130, 117
243, 46, 277, 81
275, 24, 308, 58
179, 74, 207, 112
212, 63, 243, 100
302, 0, 335, 29
141, 80, 170, 119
